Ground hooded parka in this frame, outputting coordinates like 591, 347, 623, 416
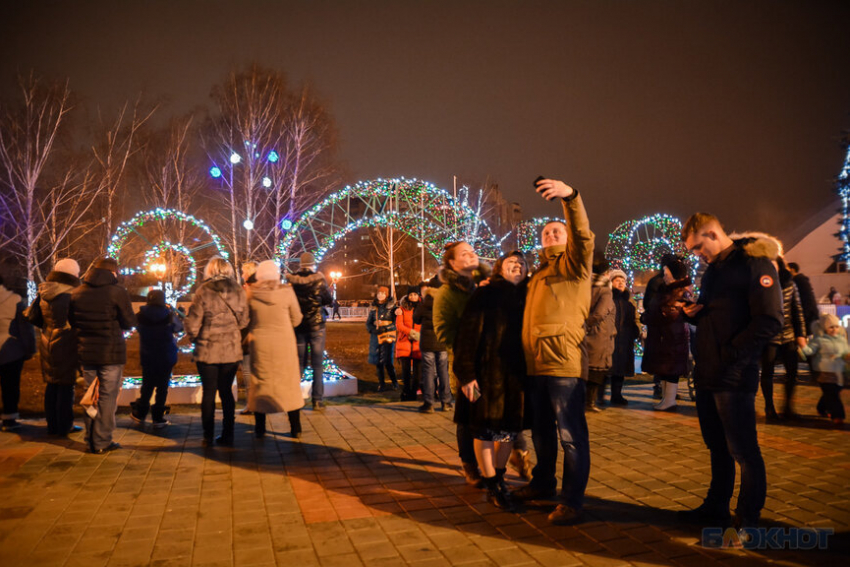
585, 273, 616, 371
184, 277, 249, 364
245, 280, 305, 413
69, 268, 136, 366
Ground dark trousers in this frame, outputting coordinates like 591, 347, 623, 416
527, 376, 590, 509
760, 342, 798, 413
457, 422, 476, 464
0, 358, 24, 420
817, 384, 845, 420
255, 410, 302, 436
134, 365, 173, 420
197, 361, 239, 441
45, 383, 75, 434
297, 329, 326, 402
399, 357, 421, 399
695, 390, 766, 523
375, 343, 398, 387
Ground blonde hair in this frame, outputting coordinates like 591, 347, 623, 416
681, 213, 722, 241
203, 256, 235, 280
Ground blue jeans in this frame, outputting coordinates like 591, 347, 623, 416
82, 364, 124, 451
527, 376, 590, 509
297, 328, 326, 402
420, 351, 451, 405
695, 390, 766, 523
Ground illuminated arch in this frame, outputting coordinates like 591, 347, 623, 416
278, 178, 502, 266
605, 213, 689, 283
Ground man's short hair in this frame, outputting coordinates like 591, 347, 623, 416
681, 213, 722, 241
787, 262, 800, 272
542, 220, 567, 233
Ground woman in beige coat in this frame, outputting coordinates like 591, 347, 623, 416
246, 261, 305, 438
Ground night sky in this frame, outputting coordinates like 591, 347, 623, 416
3, 0, 850, 246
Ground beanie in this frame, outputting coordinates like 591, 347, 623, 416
54, 258, 80, 278
255, 260, 281, 282
299, 252, 316, 268
609, 269, 627, 283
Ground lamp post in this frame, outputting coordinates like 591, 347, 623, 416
329, 270, 342, 301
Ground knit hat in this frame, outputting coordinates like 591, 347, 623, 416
299, 252, 316, 268
609, 269, 627, 283
146, 289, 166, 306
255, 260, 281, 282
54, 258, 80, 278
93, 257, 118, 272
405, 284, 421, 297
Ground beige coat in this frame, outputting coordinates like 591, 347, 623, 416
521, 192, 595, 378
246, 281, 304, 413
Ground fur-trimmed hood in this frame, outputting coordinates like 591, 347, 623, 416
437, 262, 491, 294
592, 273, 611, 288
731, 231, 783, 260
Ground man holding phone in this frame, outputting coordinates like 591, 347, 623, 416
514, 178, 595, 525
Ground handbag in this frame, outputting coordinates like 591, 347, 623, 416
80, 377, 100, 419
378, 330, 396, 344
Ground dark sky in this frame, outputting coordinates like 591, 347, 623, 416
3, 0, 850, 245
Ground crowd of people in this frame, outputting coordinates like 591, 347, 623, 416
0, 179, 846, 533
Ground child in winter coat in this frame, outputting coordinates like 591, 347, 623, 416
801, 313, 849, 427
130, 290, 183, 427
396, 285, 422, 402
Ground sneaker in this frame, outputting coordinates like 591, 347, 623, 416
239, 408, 253, 415
548, 504, 583, 525
130, 412, 145, 424
462, 462, 483, 487
66, 425, 83, 434
509, 449, 533, 481
418, 403, 435, 414
678, 503, 731, 527
1, 419, 21, 432
441, 402, 454, 412
151, 419, 170, 428
312, 400, 325, 411
512, 483, 557, 501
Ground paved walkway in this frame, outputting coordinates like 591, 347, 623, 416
0, 383, 848, 567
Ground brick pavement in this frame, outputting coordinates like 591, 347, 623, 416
0, 383, 848, 567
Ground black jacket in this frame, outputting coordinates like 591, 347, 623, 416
611, 288, 639, 377
773, 272, 805, 345
137, 304, 183, 370
453, 277, 526, 433
69, 268, 137, 366
792, 272, 819, 335
641, 281, 691, 377
689, 242, 783, 392
288, 269, 333, 333
26, 270, 80, 385
413, 294, 445, 352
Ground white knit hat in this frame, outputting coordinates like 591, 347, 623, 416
255, 260, 281, 282
609, 269, 627, 283
54, 258, 80, 278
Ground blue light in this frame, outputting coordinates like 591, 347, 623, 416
209, 166, 222, 178
268, 150, 279, 163
281, 219, 293, 231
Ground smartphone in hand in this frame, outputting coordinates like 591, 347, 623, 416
533, 175, 545, 189
469, 384, 482, 403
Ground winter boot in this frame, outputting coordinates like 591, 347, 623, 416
610, 377, 628, 405
585, 383, 601, 413
288, 410, 302, 438
654, 381, 678, 411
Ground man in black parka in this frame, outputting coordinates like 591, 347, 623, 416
69, 257, 136, 454
680, 213, 782, 532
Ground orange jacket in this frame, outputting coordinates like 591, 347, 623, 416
395, 301, 421, 359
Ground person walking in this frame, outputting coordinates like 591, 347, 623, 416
366, 286, 399, 392
787, 262, 820, 336
0, 271, 36, 432
608, 269, 640, 405
641, 256, 692, 412
513, 178, 594, 526
453, 251, 528, 511
288, 253, 333, 410
69, 257, 136, 453
25, 259, 81, 435
680, 213, 782, 531
414, 278, 452, 413
185, 257, 249, 447
332, 299, 341, 320
245, 261, 305, 438
433, 241, 491, 486
129, 289, 183, 427
584, 254, 615, 412
755, 248, 806, 421
396, 285, 422, 402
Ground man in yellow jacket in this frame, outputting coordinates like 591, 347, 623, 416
514, 178, 594, 525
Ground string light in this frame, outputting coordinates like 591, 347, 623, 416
836, 142, 850, 262
605, 214, 691, 284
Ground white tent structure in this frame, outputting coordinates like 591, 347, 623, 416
784, 201, 850, 302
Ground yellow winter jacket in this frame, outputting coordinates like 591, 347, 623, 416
521, 192, 594, 378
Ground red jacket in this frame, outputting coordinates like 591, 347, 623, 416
396, 300, 421, 359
